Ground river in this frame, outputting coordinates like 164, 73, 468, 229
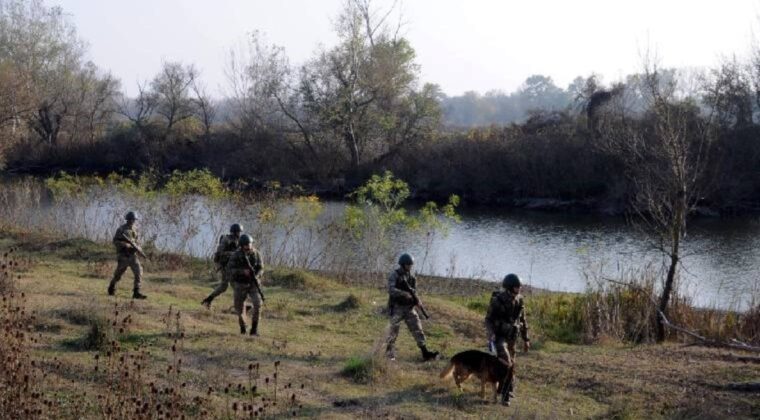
7, 186, 759, 310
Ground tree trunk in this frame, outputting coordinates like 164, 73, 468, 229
657, 192, 685, 342
345, 122, 360, 172
657, 244, 679, 342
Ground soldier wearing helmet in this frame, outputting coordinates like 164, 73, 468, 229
225, 234, 264, 335
485, 273, 531, 405
384, 253, 438, 362
201, 223, 244, 308
108, 211, 146, 299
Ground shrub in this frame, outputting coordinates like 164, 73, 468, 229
53, 307, 101, 326
44, 171, 105, 199
268, 268, 335, 291
163, 169, 228, 199
739, 303, 760, 344
580, 273, 660, 344
0, 247, 19, 293
528, 294, 585, 344
80, 315, 112, 351
334, 294, 362, 312
341, 356, 383, 384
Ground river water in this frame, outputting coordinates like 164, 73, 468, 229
408, 208, 760, 309
10, 187, 760, 310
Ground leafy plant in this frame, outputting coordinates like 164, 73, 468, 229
163, 169, 228, 199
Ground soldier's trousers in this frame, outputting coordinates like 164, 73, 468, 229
109, 253, 142, 292
232, 282, 263, 332
205, 269, 229, 302
386, 306, 426, 353
494, 335, 517, 398
494, 336, 516, 366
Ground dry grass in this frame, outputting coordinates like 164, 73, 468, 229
0, 229, 758, 419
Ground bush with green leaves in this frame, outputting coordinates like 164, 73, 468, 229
163, 169, 228, 199
341, 171, 459, 273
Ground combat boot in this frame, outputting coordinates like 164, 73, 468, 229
132, 290, 147, 300
385, 344, 396, 361
500, 374, 513, 406
420, 345, 439, 361
249, 321, 259, 336
200, 297, 212, 309
239, 324, 247, 335
107, 285, 115, 296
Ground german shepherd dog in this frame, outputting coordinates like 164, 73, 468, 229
439, 350, 512, 403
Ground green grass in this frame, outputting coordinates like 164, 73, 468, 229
341, 356, 380, 384
1, 229, 759, 419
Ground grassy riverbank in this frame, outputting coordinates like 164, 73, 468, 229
1, 228, 758, 419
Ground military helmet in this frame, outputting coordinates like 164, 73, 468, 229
398, 253, 414, 266
230, 223, 243, 234
125, 211, 138, 221
239, 234, 253, 246
502, 273, 522, 289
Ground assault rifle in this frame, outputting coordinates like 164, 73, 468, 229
120, 232, 148, 259
398, 276, 429, 319
243, 254, 266, 302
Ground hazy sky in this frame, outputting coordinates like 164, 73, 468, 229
52, 0, 760, 97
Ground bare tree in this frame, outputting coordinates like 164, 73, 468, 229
151, 61, 197, 139
83, 71, 119, 143
63, 62, 120, 144
298, 0, 419, 172
354, 0, 403, 47
28, 99, 63, 145
224, 35, 279, 134
226, 1, 436, 175
226, 31, 321, 167
599, 61, 716, 342
118, 81, 157, 135
0, 0, 87, 146
704, 57, 753, 129
0, 61, 32, 157
191, 80, 216, 140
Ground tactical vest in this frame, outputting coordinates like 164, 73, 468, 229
488, 291, 524, 338
115, 224, 139, 256
215, 234, 239, 267
389, 268, 417, 307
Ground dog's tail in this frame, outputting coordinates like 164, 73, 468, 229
439, 362, 455, 380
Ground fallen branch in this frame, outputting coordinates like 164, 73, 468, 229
724, 382, 760, 392
722, 353, 760, 364
657, 308, 760, 353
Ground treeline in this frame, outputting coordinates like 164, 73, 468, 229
1, 0, 760, 213
440, 74, 576, 127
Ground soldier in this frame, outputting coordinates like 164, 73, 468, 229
201, 223, 243, 308
108, 211, 147, 299
226, 234, 265, 335
485, 273, 531, 406
385, 253, 439, 362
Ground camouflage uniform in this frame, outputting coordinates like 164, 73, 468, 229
108, 223, 143, 294
385, 268, 427, 357
204, 234, 240, 303
226, 247, 264, 334
485, 290, 529, 366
